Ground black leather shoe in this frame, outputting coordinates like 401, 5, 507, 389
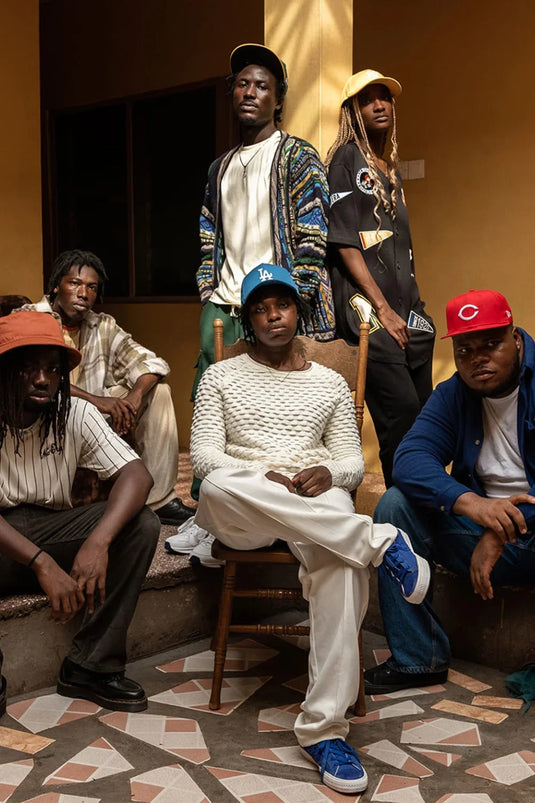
154, 497, 196, 525
364, 661, 448, 695
57, 658, 147, 712
0, 675, 6, 717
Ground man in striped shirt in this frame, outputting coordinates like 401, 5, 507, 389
19, 249, 194, 525
0, 311, 159, 715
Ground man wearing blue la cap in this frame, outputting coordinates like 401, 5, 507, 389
240, 261, 299, 302
189, 265, 431, 795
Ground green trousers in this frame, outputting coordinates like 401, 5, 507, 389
190, 301, 244, 500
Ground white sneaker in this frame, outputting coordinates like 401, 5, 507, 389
165, 517, 208, 555
189, 533, 224, 568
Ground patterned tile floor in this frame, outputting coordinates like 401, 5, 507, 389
0, 627, 533, 802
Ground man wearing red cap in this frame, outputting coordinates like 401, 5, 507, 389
365, 289, 535, 694
0, 311, 159, 714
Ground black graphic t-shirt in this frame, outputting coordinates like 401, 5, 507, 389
327, 143, 434, 366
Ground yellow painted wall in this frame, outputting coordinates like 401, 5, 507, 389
265, 0, 353, 156
354, 0, 535, 471
40, 0, 264, 445
0, 0, 42, 299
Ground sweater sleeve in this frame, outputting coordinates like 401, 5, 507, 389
317, 373, 364, 491
197, 161, 218, 304
190, 364, 263, 479
393, 380, 474, 511
288, 141, 330, 298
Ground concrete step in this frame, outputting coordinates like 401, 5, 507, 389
2, 463, 533, 694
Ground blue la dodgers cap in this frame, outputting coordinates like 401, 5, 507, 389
241, 264, 299, 307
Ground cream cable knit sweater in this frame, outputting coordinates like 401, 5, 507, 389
191, 353, 363, 491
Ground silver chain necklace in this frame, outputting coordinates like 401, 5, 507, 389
238, 145, 263, 184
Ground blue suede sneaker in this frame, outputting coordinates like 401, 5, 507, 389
379, 529, 430, 604
301, 738, 368, 793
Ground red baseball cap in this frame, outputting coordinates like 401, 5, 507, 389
0, 311, 81, 368
442, 289, 513, 338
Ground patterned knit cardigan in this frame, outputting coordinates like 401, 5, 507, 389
197, 132, 335, 341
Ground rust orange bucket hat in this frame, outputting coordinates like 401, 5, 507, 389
0, 311, 81, 369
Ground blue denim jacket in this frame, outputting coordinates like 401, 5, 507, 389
393, 328, 535, 531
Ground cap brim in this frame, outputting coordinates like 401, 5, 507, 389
343, 75, 402, 103
230, 43, 286, 83
441, 321, 512, 339
242, 279, 299, 308
0, 338, 81, 369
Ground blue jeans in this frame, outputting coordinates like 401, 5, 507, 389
374, 487, 535, 673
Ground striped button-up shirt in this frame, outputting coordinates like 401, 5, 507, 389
18, 298, 169, 395
0, 398, 138, 510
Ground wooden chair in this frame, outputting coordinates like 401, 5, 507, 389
208, 319, 370, 716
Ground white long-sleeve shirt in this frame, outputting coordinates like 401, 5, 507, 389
191, 353, 363, 491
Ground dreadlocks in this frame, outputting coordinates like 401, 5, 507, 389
325, 95, 401, 222
240, 287, 310, 343
48, 250, 108, 304
0, 347, 71, 457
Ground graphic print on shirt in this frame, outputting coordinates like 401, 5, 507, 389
407, 310, 434, 334
359, 230, 393, 250
348, 292, 383, 335
330, 190, 353, 206
356, 167, 375, 194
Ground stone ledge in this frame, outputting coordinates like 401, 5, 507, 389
0, 530, 193, 622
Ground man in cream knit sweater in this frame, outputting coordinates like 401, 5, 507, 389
191, 264, 430, 795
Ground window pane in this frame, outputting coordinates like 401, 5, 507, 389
55, 106, 129, 297
132, 86, 216, 296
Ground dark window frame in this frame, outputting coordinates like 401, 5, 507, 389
42, 76, 238, 303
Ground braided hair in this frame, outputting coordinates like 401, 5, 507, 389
325, 93, 401, 221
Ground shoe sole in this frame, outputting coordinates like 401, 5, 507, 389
299, 747, 368, 794
364, 671, 449, 695
158, 516, 195, 526
57, 680, 148, 712
164, 542, 197, 556
396, 531, 431, 605
189, 555, 224, 568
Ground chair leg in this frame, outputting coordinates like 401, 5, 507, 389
354, 627, 367, 716
209, 560, 237, 710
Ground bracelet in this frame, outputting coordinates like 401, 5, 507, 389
27, 548, 43, 568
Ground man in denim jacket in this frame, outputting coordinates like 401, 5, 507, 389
365, 289, 535, 693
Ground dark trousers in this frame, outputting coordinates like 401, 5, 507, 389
365, 358, 433, 488
0, 503, 159, 674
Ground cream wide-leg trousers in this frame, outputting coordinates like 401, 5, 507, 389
109, 383, 179, 509
195, 467, 398, 746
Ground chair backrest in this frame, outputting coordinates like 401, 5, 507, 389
213, 320, 370, 435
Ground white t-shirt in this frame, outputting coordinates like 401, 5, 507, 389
0, 398, 138, 510
211, 130, 282, 307
475, 387, 529, 498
